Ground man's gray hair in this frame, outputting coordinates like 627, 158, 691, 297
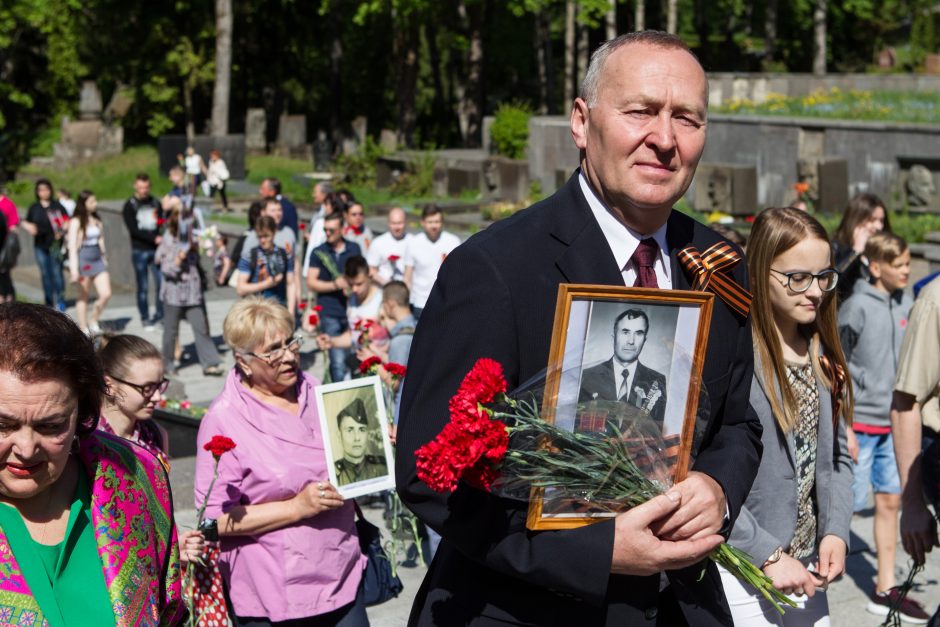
580, 31, 701, 107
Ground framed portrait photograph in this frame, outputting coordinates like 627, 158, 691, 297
527, 284, 714, 530
315, 376, 396, 499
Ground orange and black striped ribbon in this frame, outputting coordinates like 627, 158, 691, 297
677, 242, 752, 318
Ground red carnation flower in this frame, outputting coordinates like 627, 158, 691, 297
359, 355, 382, 374
456, 358, 506, 405
180, 400, 192, 410
314, 305, 323, 312
308, 313, 320, 327
298, 301, 307, 310
204, 435, 237, 460
299, 223, 306, 230
385, 362, 407, 378
388, 254, 400, 262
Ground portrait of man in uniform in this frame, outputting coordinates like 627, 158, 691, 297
334, 397, 388, 486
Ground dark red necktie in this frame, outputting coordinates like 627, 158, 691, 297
632, 238, 659, 288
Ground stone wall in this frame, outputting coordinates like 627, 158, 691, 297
527, 113, 940, 211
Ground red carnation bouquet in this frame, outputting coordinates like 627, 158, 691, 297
416, 358, 795, 614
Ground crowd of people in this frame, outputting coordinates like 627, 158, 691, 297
1, 32, 940, 627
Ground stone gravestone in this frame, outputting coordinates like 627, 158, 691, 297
797, 157, 848, 213
926, 54, 940, 75
245, 108, 267, 152
79, 81, 103, 121
313, 130, 333, 171
692, 163, 758, 216
379, 129, 398, 153
901, 163, 940, 213
877, 47, 897, 69
103, 86, 134, 122
276, 114, 307, 157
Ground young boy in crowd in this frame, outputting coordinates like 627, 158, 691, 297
314, 256, 383, 372
839, 232, 925, 621
235, 215, 293, 309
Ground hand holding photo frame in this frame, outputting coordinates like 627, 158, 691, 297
527, 284, 714, 530
315, 376, 396, 499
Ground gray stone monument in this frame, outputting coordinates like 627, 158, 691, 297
78, 81, 103, 121
692, 163, 758, 215
313, 130, 333, 171
798, 157, 849, 213
245, 108, 267, 152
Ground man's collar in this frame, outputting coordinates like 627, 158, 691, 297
579, 172, 670, 278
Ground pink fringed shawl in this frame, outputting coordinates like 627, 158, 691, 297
0, 432, 183, 626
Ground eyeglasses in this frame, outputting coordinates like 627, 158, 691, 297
246, 335, 304, 364
770, 268, 839, 293
110, 375, 170, 399
324, 227, 339, 234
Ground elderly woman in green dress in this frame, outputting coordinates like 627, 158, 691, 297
0, 303, 182, 625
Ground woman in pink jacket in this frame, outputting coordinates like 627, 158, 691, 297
195, 297, 367, 626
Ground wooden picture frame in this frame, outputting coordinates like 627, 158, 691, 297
526, 284, 714, 530
315, 376, 396, 499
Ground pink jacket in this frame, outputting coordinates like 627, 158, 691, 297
195, 369, 365, 621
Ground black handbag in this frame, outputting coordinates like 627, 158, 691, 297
354, 502, 403, 606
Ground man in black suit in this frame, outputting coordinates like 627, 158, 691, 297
580, 309, 667, 425
396, 30, 762, 626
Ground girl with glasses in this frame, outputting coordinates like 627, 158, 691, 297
720, 207, 854, 625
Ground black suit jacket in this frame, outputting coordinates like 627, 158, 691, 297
579, 358, 667, 425
396, 173, 762, 626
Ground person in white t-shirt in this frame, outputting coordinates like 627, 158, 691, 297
367, 207, 411, 286
184, 147, 205, 197
403, 205, 460, 318
315, 255, 384, 365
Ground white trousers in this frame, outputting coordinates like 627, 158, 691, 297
718, 563, 830, 627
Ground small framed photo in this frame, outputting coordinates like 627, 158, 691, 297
527, 284, 714, 530
315, 376, 396, 499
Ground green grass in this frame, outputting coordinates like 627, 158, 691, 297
244, 154, 314, 201
716, 88, 940, 124
9, 146, 173, 207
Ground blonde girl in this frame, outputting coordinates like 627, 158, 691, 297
721, 207, 854, 626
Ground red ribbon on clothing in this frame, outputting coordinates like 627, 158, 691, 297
677, 242, 752, 318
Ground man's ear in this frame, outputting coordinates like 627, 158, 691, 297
570, 97, 590, 150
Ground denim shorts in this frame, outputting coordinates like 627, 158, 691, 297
852, 431, 901, 512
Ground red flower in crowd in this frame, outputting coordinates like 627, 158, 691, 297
388, 255, 400, 262
385, 362, 407, 378
204, 435, 237, 460
159, 399, 168, 408
359, 355, 382, 374
157, 218, 166, 227
314, 305, 323, 312
308, 313, 320, 327
299, 223, 306, 230
180, 400, 192, 410
354, 320, 363, 331
298, 301, 307, 310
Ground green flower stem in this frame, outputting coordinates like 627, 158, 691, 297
493, 399, 797, 615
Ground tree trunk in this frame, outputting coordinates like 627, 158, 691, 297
456, 0, 485, 147
564, 1, 576, 104
667, 0, 677, 34
396, 17, 420, 147
425, 22, 448, 142
764, 0, 777, 63
813, 0, 827, 75
329, 7, 343, 139
606, 0, 617, 40
534, 10, 552, 114
694, 0, 708, 66
576, 19, 589, 94
210, 0, 232, 136
184, 81, 195, 142
635, 0, 645, 31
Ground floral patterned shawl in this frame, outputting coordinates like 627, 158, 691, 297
0, 431, 183, 626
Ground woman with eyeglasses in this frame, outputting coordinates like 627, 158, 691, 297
195, 297, 368, 626
96, 333, 209, 566
718, 207, 854, 625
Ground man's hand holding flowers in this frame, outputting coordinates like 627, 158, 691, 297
650, 471, 727, 541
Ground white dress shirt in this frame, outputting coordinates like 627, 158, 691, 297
614, 360, 637, 401
579, 173, 672, 289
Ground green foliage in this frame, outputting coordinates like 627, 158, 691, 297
333, 137, 390, 188
490, 103, 532, 160
392, 151, 437, 197
29, 123, 62, 158
141, 76, 180, 138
